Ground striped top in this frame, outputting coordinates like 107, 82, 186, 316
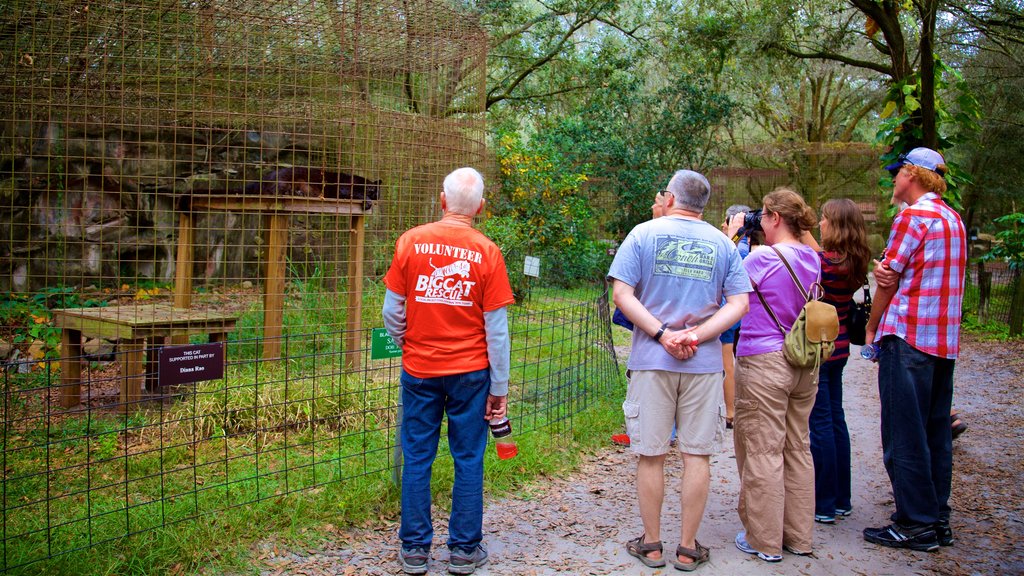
819, 251, 862, 361
878, 193, 966, 359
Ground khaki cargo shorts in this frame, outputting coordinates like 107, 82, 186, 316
622, 370, 725, 456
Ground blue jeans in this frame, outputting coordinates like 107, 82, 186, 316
399, 367, 490, 551
877, 336, 955, 528
809, 357, 852, 516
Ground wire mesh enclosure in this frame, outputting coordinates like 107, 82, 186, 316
0, 1, 622, 571
1, 0, 489, 400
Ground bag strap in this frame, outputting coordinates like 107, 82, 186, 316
769, 245, 811, 300
862, 283, 872, 304
753, 245, 819, 336
754, 285, 787, 335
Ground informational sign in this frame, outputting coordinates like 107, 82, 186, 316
524, 256, 541, 278
371, 328, 402, 359
159, 342, 225, 385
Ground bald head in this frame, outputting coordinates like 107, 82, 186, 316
443, 167, 485, 216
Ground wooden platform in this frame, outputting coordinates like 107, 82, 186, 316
174, 195, 368, 364
53, 304, 239, 410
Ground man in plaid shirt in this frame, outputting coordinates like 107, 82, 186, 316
862, 147, 966, 552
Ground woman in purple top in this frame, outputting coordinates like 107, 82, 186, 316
802, 199, 871, 525
733, 188, 821, 562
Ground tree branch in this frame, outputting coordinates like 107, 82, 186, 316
768, 41, 894, 76
489, 10, 574, 48
840, 94, 883, 141
486, 5, 601, 108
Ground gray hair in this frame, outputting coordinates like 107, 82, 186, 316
442, 167, 485, 215
666, 170, 712, 213
725, 204, 751, 219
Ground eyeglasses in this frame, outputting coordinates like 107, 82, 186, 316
660, 189, 671, 197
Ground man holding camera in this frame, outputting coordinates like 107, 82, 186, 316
862, 147, 966, 552
608, 169, 750, 570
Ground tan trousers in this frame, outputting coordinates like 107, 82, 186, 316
734, 350, 817, 555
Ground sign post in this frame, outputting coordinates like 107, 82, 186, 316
370, 328, 403, 485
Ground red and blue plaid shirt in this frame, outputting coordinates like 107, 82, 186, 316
878, 192, 966, 359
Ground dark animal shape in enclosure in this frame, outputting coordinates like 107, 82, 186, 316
190, 167, 381, 210
245, 167, 381, 209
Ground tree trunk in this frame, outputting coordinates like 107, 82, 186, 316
918, 0, 940, 148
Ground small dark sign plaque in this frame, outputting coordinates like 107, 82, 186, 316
159, 342, 225, 386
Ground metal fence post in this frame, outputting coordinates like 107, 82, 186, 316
393, 401, 403, 487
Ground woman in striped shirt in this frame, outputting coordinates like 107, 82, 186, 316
803, 198, 872, 525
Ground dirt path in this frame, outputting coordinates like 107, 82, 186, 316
248, 335, 1023, 575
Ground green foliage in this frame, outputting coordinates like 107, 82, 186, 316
540, 74, 735, 235
958, 39, 1024, 230
0, 288, 106, 358
983, 212, 1024, 271
876, 59, 981, 210
960, 313, 1013, 341
479, 0, 644, 120
483, 132, 609, 292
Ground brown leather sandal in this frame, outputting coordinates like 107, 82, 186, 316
626, 534, 666, 568
951, 412, 968, 439
673, 540, 710, 571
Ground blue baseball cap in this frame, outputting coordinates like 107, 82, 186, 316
885, 147, 947, 176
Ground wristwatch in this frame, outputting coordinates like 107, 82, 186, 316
654, 322, 668, 342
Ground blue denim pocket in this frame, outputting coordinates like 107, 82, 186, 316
401, 371, 425, 391
457, 368, 489, 391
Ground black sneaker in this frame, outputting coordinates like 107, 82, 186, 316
935, 522, 954, 546
449, 544, 489, 575
863, 524, 940, 552
399, 546, 430, 575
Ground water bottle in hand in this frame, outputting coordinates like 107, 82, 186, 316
489, 417, 518, 459
861, 343, 880, 362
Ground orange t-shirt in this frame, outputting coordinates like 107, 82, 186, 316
383, 221, 514, 378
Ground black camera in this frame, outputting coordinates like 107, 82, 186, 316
737, 209, 763, 236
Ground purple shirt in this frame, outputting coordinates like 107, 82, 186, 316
736, 243, 822, 357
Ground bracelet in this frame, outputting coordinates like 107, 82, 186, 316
654, 322, 668, 342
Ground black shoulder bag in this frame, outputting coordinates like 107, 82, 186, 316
847, 284, 871, 346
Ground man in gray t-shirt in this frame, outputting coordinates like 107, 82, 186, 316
608, 169, 751, 570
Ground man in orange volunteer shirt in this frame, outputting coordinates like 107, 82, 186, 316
383, 167, 514, 575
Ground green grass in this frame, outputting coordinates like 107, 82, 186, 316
5, 382, 626, 575
2, 285, 624, 575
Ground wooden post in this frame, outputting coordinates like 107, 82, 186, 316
344, 214, 366, 368
121, 339, 146, 412
60, 329, 82, 408
172, 212, 195, 345
263, 213, 289, 360
976, 260, 991, 322
1011, 271, 1024, 337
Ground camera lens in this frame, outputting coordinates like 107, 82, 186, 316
740, 209, 763, 234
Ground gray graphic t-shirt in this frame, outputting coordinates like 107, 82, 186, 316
607, 216, 751, 373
